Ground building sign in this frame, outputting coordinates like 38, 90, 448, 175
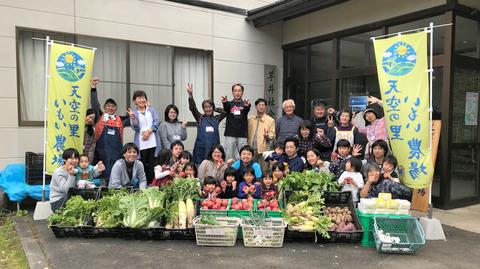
264, 65, 278, 118
465, 92, 478, 126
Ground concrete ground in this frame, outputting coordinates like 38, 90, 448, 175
13, 216, 480, 269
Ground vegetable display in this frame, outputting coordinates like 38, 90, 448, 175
283, 192, 331, 238
201, 198, 229, 210
93, 189, 128, 228
165, 178, 200, 229
230, 197, 254, 210
119, 188, 166, 228
257, 198, 280, 211
325, 206, 356, 232
48, 195, 95, 226
278, 170, 339, 194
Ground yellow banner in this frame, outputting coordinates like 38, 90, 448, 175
46, 43, 95, 174
373, 31, 433, 189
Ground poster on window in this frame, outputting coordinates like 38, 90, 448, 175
264, 65, 278, 118
465, 92, 478, 126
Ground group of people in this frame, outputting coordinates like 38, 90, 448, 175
49, 78, 411, 212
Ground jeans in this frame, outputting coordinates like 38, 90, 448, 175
224, 136, 247, 161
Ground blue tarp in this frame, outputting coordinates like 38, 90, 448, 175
0, 164, 50, 202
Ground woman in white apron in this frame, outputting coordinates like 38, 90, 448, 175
127, 90, 161, 184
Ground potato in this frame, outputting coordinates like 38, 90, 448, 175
346, 215, 353, 222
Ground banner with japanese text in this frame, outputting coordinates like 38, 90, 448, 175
46, 43, 95, 174
373, 31, 433, 189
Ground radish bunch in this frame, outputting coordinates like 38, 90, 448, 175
201, 198, 229, 210
230, 197, 254, 210
257, 199, 280, 211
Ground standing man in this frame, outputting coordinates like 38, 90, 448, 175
276, 99, 303, 145
248, 98, 275, 168
222, 83, 251, 161
309, 101, 335, 160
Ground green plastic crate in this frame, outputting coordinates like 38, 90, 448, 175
373, 217, 426, 254
256, 199, 283, 218
356, 209, 411, 247
227, 199, 257, 238
199, 199, 231, 217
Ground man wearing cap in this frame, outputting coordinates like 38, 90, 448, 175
309, 101, 336, 160
90, 78, 131, 179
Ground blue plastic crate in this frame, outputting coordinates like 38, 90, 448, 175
373, 217, 426, 254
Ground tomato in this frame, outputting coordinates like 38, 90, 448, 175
243, 203, 250, 210
247, 196, 254, 202
221, 200, 229, 207
202, 206, 209, 210
206, 200, 213, 208
266, 207, 272, 210
201, 200, 207, 207
232, 198, 238, 204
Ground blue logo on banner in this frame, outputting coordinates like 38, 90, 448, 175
55, 51, 86, 82
382, 42, 416, 76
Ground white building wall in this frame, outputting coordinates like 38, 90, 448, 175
0, 0, 283, 168
283, 0, 446, 45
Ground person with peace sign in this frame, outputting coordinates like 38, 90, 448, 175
187, 83, 226, 165
127, 90, 161, 184
222, 83, 251, 161
90, 77, 131, 180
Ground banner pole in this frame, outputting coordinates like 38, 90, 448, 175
427, 22, 434, 219
41, 36, 50, 202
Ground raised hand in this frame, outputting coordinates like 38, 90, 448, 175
186, 83, 193, 96
327, 116, 334, 128
352, 144, 363, 156
245, 99, 251, 107
220, 180, 227, 190
226, 159, 234, 167
317, 128, 325, 137
66, 165, 76, 176
96, 161, 105, 172
91, 77, 100, 88
221, 96, 228, 103
126, 108, 136, 119
232, 181, 237, 190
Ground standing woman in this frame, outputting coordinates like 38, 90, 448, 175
159, 104, 187, 150
126, 90, 161, 183
328, 109, 363, 154
83, 108, 96, 163
90, 77, 130, 179
187, 83, 226, 165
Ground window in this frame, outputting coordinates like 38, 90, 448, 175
339, 29, 383, 69
18, 30, 75, 123
17, 29, 212, 125
455, 16, 480, 59
310, 41, 333, 77
285, 46, 307, 117
388, 15, 446, 56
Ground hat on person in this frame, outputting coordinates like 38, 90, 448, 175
363, 106, 379, 125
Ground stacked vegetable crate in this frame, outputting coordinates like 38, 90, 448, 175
373, 217, 426, 254
356, 209, 411, 247
193, 216, 240, 246
50, 187, 99, 238
319, 192, 363, 243
241, 217, 287, 248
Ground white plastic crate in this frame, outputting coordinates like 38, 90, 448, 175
193, 216, 240, 247
241, 218, 287, 248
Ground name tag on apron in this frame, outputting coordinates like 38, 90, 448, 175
233, 110, 241, 116
206, 126, 214, 133
107, 129, 116, 135
173, 135, 181, 140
